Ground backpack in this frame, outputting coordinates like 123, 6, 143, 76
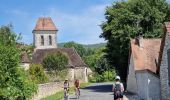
114, 83, 123, 98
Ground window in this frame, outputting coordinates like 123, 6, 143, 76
41, 35, 44, 45
167, 49, 170, 86
49, 35, 52, 45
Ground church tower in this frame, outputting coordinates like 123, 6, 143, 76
33, 17, 58, 49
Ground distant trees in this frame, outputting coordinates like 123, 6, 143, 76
63, 41, 93, 58
0, 25, 37, 99
100, 0, 170, 81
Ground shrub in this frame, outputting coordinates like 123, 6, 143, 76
89, 69, 117, 83
42, 51, 69, 72
0, 46, 37, 99
29, 64, 49, 84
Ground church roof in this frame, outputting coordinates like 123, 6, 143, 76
130, 39, 161, 73
33, 17, 58, 31
32, 48, 86, 68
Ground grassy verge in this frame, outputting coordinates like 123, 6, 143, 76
41, 82, 91, 100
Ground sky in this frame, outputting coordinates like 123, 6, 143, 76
1, 0, 170, 45
0, 0, 116, 45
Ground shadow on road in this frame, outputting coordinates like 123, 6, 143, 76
82, 84, 113, 92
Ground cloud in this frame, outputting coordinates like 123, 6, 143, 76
47, 4, 108, 44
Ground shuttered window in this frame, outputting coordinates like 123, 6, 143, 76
167, 49, 170, 86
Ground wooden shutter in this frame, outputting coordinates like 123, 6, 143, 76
167, 49, 170, 86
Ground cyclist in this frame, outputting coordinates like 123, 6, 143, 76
112, 76, 124, 100
74, 79, 80, 95
63, 79, 69, 97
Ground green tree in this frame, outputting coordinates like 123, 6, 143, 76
0, 25, 22, 46
63, 41, 87, 58
0, 25, 37, 99
100, 0, 170, 81
0, 45, 37, 99
42, 52, 69, 72
29, 64, 49, 84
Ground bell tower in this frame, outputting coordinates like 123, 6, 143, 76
33, 17, 58, 49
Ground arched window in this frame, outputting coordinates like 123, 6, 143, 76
49, 35, 52, 45
41, 35, 44, 45
167, 49, 170, 86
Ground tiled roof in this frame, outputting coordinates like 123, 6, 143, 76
33, 17, 58, 31
32, 48, 86, 67
130, 39, 161, 73
21, 52, 30, 63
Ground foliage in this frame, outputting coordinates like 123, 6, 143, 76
0, 25, 19, 46
100, 0, 170, 81
42, 51, 69, 72
63, 41, 93, 58
0, 45, 37, 99
29, 64, 49, 84
89, 70, 116, 83
84, 47, 111, 74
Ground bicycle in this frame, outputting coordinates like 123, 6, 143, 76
75, 87, 80, 99
64, 88, 69, 100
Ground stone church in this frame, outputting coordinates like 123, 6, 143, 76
21, 17, 91, 82
127, 22, 170, 100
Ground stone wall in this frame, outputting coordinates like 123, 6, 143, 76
160, 33, 170, 100
32, 82, 63, 100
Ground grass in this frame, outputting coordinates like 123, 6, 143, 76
41, 82, 91, 100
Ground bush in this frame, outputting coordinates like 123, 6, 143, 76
0, 46, 37, 99
42, 51, 69, 72
89, 70, 117, 83
29, 64, 49, 84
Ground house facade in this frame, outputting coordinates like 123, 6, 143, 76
127, 22, 170, 100
127, 38, 161, 100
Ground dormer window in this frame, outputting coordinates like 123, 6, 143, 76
49, 35, 52, 45
41, 35, 44, 45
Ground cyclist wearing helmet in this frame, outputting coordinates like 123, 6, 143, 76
112, 76, 124, 100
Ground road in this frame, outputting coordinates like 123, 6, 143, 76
68, 82, 115, 100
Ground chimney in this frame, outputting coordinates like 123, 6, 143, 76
135, 31, 143, 47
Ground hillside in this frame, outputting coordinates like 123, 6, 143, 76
58, 42, 106, 49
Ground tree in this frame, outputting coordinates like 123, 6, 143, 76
0, 46, 36, 99
42, 51, 69, 72
0, 25, 37, 99
0, 25, 21, 46
100, 0, 170, 81
63, 41, 87, 58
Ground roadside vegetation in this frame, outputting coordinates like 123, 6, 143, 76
0, 25, 37, 99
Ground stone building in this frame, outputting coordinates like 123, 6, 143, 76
21, 17, 91, 82
127, 38, 161, 100
127, 22, 170, 100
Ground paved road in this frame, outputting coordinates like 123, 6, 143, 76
64, 82, 141, 100
67, 83, 115, 100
